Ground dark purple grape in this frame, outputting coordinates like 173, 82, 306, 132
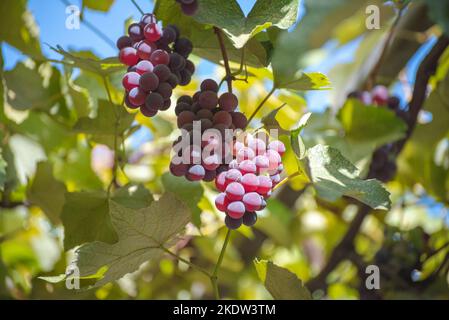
242, 212, 257, 227
185, 60, 195, 75
162, 27, 177, 44
200, 79, 219, 93
219, 92, 238, 111
177, 111, 196, 128
179, 69, 192, 86
177, 95, 193, 105
167, 73, 179, 88
213, 110, 233, 127
140, 105, 158, 117
181, 1, 199, 16
139, 72, 159, 92
170, 162, 189, 177
116, 36, 133, 50
231, 112, 248, 129
169, 53, 186, 71
175, 38, 193, 57
225, 216, 242, 230
153, 64, 171, 82
204, 169, 217, 182
199, 91, 218, 109
157, 82, 173, 100
160, 99, 171, 111
175, 102, 191, 116
145, 92, 164, 110
166, 24, 180, 40
196, 108, 213, 120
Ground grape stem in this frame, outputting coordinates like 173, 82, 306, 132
210, 229, 232, 300
130, 0, 145, 15
102, 76, 121, 196
59, 0, 116, 50
246, 86, 276, 126
214, 27, 233, 93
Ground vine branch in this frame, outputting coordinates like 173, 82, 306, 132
246, 86, 276, 125
214, 27, 233, 93
130, 0, 144, 15
211, 229, 232, 300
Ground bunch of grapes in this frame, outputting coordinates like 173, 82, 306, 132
169, 79, 248, 182
175, 0, 199, 16
349, 85, 410, 182
214, 135, 286, 230
117, 13, 195, 117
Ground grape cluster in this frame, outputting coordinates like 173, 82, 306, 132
348, 85, 410, 182
117, 13, 195, 117
214, 136, 286, 230
175, 0, 199, 16
169, 79, 248, 182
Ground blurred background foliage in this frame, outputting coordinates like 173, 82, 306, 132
0, 0, 449, 300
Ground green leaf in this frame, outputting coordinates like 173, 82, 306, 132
154, 0, 271, 67
194, 0, 299, 48
423, 0, 449, 36
61, 184, 153, 250
111, 184, 154, 209
162, 173, 203, 227
271, 0, 373, 89
74, 99, 134, 149
27, 162, 66, 225
275, 71, 331, 91
290, 112, 312, 160
4, 63, 63, 111
338, 99, 407, 148
69, 193, 190, 287
50, 46, 123, 76
300, 144, 391, 210
261, 104, 290, 136
0, 0, 42, 59
61, 191, 117, 250
83, 0, 115, 12
254, 259, 311, 300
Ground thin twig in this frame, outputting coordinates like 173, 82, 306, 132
246, 87, 276, 125
211, 229, 232, 300
130, 0, 145, 15
59, 0, 116, 50
214, 27, 233, 93
161, 246, 211, 277
366, 4, 409, 89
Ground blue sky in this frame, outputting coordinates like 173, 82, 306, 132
3, 0, 258, 69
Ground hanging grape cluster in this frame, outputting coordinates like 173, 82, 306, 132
117, 13, 194, 117
169, 79, 247, 182
214, 134, 286, 229
348, 85, 409, 182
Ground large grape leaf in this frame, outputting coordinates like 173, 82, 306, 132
73, 99, 134, 149
27, 162, 66, 225
162, 173, 203, 227
61, 184, 153, 250
338, 99, 407, 148
275, 71, 331, 91
154, 0, 271, 67
194, 0, 299, 49
4, 63, 64, 111
68, 193, 190, 288
0, 0, 42, 59
254, 259, 311, 300
298, 145, 391, 210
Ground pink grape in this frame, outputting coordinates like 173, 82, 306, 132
225, 182, 245, 201
240, 173, 259, 192
226, 201, 245, 219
